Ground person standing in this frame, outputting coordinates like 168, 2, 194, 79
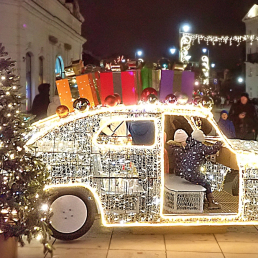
218, 110, 236, 139
229, 93, 257, 140
30, 83, 50, 121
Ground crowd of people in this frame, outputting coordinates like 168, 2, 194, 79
217, 92, 258, 140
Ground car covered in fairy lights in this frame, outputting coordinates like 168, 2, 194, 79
25, 101, 258, 240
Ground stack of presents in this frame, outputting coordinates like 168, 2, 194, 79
56, 62, 195, 111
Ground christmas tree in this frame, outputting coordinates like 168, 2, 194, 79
0, 44, 52, 255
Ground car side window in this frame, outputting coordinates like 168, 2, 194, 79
192, 117, 214, 136
97, 119, 155, 146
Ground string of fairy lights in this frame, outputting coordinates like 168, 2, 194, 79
180, 32, 257, 63
26, 102, 258, 225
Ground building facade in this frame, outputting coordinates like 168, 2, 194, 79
243, 4, 258, 98
0, 0, 85, 110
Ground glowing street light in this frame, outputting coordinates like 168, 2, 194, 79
238, 77, 244, 83
135, 50, 143, 58
182, 24, 191, 33
169, 47, 176, 55
179, 23, 191, 63
202, 48, 208, 54
211, 63, 215, 68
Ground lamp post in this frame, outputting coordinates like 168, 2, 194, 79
179, 23, 191, 63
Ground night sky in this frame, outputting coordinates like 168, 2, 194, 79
78, 0, 256, 69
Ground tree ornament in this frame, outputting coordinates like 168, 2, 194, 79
140, 88, 158, 102
73, 98, 90, 111
104, 95, 117, 107
201, 96, 214, 109
147, 94, 158, 104
165, 94, 177, 104
177, 93, 189, 105
56, 105, 69, 118
113, 93, 122, 104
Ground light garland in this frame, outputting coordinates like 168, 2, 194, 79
26, 103, 258, 226
180, 32, 257, 63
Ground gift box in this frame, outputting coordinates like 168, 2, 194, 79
99, 71, 140, 105
56, 79, 74, 112
76, 74, 100, 107
159, 70, 194, 101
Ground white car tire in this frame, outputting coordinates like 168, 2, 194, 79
49, 188, 95, 240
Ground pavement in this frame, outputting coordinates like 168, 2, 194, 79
18, 216, 258, 258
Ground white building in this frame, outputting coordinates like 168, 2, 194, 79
243, 4, 258, 98
0, 0, 85, 110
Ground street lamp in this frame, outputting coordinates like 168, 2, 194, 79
179, 23, 191, 63
211, 63, 215, 68
135, 50, 143, 59
238, 77, 244, 83
169, 47, 176, 55
182, 24, 191, 33
202, 48, 208, 54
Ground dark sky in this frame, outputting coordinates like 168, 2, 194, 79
78, 0, 256, 69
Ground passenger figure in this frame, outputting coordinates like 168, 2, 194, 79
181, 130, 222, 209
166, 129, 188, 175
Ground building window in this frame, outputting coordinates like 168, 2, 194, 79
55, 56, 64, 79
249, 67, 253, 77
39, 56, 44, 84
26, 52, 32, 111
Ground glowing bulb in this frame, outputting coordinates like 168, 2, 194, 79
1, 76, 5, 80
36, 234, 43, 241
41, 204, 48, 211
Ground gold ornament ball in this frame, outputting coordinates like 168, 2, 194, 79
56, 105, 69, 118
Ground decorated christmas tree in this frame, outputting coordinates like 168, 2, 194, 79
0, 44, 52, 255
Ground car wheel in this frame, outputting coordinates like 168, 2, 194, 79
49, 188, 96, 240
232, 175, 239, 196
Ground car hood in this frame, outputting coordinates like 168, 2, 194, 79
229, 139, 258, 154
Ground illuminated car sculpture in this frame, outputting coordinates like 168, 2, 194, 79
26, 103, 258, 240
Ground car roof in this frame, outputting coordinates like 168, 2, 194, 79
26, 103, 213, 146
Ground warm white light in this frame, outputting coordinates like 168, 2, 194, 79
41, 204, 48, 211
1, 76, 5, 80
36, 234, 43, 241
195, 81, 199, 86
185, 55, 191, 61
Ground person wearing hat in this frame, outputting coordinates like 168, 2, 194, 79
179, 130, 223, 209
229, 92, 257, 140
166, 129, 189, 175
218, 110, 236, 139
